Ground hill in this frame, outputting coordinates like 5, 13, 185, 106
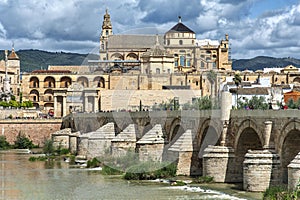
1, 49, 300, 72
0, 49, 99, 72
232, 56, 300, 71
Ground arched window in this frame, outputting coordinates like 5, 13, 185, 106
44, 77, 56, 88
179, 40, 183, 45
156, 68, 160, 74
30, 77, 39, 88
60, 76, 72, 88
77, 76, 89, 87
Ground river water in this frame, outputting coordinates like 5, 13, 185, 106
0, 151, 262, 200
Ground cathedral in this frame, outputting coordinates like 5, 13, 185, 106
99, 9, 232, 73
18, 10, 261, 118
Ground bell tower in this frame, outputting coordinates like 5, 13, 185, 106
100, 9, 113, 60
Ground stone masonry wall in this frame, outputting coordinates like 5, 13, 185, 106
0, 119, 62, 146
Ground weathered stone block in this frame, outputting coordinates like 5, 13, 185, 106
203, 145, 235, 182
243, 150, 280, 192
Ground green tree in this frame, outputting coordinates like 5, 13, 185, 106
238, 96, 269, 110
9, 100, 20, 108
0, 136, 10, 150
233, 73, 242, 108
287, 99, 297, 109
14, 132, 34, 149
43, 139, 54, 155
197, 96, 212, 110
207, 70, 217, 99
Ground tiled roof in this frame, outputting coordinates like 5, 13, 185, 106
8, 50, 19, 60
108, 35, 164, 49
229, 87, 269, 95
167, 22, 195, 34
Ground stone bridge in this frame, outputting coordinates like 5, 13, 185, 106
61, 109, 300, 192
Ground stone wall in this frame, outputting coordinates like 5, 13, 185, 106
0, 119, 62, 146
100, 89, 201, 111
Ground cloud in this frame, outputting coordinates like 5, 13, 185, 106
0, 22, 7, 38
0, 0, 299, 59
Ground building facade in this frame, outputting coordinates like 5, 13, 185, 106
0, 48, 21, 101
20, 10, 300, 117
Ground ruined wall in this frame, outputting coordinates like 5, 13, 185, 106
0, 119, 62, 146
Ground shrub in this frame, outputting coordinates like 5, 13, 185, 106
263, 186, 299, 200
192, 176, 214, 184
56, 148, 70, 155
101, 165, 122, 175
0, 135, 10, 150
87, 158, 101, 168
43, 139, 54, 155
123, 162, 177, 180
29, 156, 47, 162
14, 133, 34, 149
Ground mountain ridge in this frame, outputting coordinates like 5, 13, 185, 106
1, 49, 300, 72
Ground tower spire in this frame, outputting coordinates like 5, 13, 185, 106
178, 16, 182, 23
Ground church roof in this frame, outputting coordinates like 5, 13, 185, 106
108, 35, 164, 49
167, 17, 195, 34
8, 49, 19, 60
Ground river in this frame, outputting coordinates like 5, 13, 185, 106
0, 151, 262, 200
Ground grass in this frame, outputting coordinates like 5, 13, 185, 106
263, 186, 299, 200
123, 162, 177, 180
191, 176, 214, 184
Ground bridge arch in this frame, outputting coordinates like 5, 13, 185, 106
168, 118, 184, 143
278, 120, 300, 183
234, 119, 263, 182
196, 119, 221, 151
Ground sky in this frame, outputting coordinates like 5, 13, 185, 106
0, 0, 300, 59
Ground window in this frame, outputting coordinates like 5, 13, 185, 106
179, 40, 183, 45
180, 56, 185, 66
156, 68, 160, 74
201, 61, 205, 68
212, 62, 216, 68
167, 69, 171, 74
106, 30, 109, 35
196, 81, 199, 86
175, 59, 178, 67
187, 59, 191, 67
167, 40, 170, 45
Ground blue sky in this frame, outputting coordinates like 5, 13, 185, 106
0, 0, 300, 59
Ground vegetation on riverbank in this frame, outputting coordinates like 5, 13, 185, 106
263, 186, 299, 200
0, 133, 37, 150
29, 138, 75, 163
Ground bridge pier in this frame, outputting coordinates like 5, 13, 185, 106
202, 145, 235, 182
168, 130, 201, 176
288, 152, 300, 190
243, 150, 280, 192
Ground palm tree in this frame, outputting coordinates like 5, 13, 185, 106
207, 70, 217, 99
233, 73, 242, 109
